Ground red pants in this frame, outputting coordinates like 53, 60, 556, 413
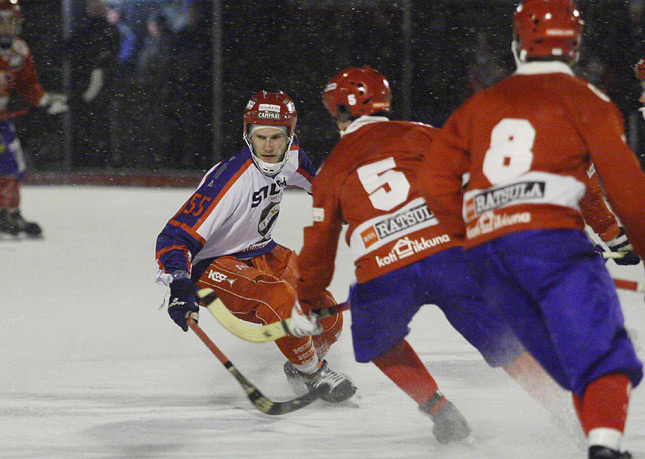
197, 244, 343, 366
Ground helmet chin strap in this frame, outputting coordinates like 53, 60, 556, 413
511, 40, 523, 68
244, 135, 293, 176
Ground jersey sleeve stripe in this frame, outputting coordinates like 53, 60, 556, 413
155, 244, 192, 272
297, 166, 314, 184
168, 219, 207, 245
192, 159, 253, 231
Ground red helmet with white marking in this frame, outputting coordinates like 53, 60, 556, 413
512, 0, 583, 64
0, 0, 21, 48
242, 90, 297, 176
322, 66, 391, 121
243, 90, 297, 139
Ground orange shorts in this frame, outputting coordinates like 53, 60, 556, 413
196, 244, 343, 366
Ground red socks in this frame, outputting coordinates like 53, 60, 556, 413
573, 373, 631, 449
372, 339, 440, 406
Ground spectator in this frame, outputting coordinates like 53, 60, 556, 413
67, 0, 120, 168
106, 3, 136, 74
105, 2, 138, 167
132, 12, 174, 167
166, 0, 212, 169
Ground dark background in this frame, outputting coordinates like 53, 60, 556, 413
13, 0, 645, 175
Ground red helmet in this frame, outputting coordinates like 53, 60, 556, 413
0, 0, 21, 18
243, 90, 297, 139
513, 0, 583, 62
322, 66, 391, 121
0, 0, 21, 47
636, 57, 645, 81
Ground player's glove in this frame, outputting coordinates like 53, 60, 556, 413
289, 301, 322, 338
607, 228, 641, 266
38, 93, 68, 115
168, 271, 200, 332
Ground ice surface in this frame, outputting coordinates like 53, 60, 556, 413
1, 186, 644, 458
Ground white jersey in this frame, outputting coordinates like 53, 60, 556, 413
155, 140, 315, 286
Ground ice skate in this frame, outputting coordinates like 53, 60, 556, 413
0, 209, 19, 237
419, 391, 471, 444
283, 360, 357, 403
589, 446, 632, 459
9, 210, 42, 238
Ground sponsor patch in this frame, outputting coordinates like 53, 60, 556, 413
324, 83, 337, 92
207, 270, 229, 283
466, 211, 532, 239
312, 207, 324, 222
545, 29, 576, 37
258, 104, 281, 112
375, 234, 451, 268
465, 181, 545, 221
372, 203, 434, 240
360, 226, 379, 248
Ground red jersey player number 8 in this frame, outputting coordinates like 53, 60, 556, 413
482, 119, 536, 184
357, 157, 411, 211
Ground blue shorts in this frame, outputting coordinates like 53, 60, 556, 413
0, 121, 25, 179
465, 229, 643, 396
348, 246, 524, 366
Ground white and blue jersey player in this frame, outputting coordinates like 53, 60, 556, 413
155, 90, 356, 404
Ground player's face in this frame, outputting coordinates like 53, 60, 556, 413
250, 128, 288, 163
335, 119, 352, 135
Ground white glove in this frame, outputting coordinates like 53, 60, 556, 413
39, 93, 68, 115
82, 68, 104, 102
289, 301, 322, 337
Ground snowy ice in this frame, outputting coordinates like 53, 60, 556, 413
1, 186, 644, 458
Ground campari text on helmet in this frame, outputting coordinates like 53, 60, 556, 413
0, 0, 21, 49
322, 66, 391, 122
243, 90, 297, 176
512, 0, 583, 65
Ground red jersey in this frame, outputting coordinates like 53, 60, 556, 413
0, 38, 46, 111
296, 117, 458, 306
421, 61, 645, 257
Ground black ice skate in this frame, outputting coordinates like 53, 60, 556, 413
9, 210, 42, 238
589, 446, 632, 459
283, 360, 357, 403
419, 391, 471, 444
0, 209, 19, 237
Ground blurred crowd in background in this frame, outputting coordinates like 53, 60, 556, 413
14, 0, 645, 173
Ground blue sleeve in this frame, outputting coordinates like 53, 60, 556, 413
298, 148, 317, 179
155, 154, 247, 275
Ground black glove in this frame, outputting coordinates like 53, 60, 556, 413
168, 271, 200, 332
607, 228, 641, 266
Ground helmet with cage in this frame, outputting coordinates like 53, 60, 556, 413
243, 90, 297, 176
512, 0, 583, 64
322, 66, 391, 122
